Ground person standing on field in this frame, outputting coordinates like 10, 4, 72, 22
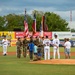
22, 36, 28, 58
43, 36, 51, 60
64, 38, 71, 59
37, 45, 42, 60
34, 36, 40, 46
33, 43, 38, 61
2, 36, 8, 56
39, 37, 44, 58
63, 38, 67, 58
16, 37, 22, 58
53, 34, 60, 59
28, 36, 34, 61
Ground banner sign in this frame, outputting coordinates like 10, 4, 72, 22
71, 33, 75, 38
0, 31, 15, 39
33, 32, 40, 38
44, 32, 52, 39
15, 32, 32, 38
33, 32, 52, 39
15, 32, 24, 38
52, 32, 71, 39
15, 32, 52, 39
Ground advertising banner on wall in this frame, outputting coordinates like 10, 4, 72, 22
15, 32, 32, 38
71, 32, 75, 39
33, 32, 52, 39
15, 32, 24, 38
11, 39, 17, 46
0, 31, 15, 46
44, 32, 52, 39
52, 32, 71, 39
15, 32, 52, 39
33, 32, 39, 38
0, 31, 15, 39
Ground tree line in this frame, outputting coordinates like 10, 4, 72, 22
0, 10, 72, 31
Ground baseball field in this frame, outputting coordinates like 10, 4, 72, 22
0, 46, 75, 75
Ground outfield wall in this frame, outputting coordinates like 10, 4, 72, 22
0, 31, 75, 46
52, 32, 71, 39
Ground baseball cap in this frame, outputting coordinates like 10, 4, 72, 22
54, 33, 57, 36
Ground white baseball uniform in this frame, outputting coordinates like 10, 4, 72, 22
43, 39, 51, 60
53, 38, 60, 59
2, 39, 8, 55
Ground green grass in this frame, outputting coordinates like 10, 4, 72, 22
0, 55, 75, 75
0, 46, 75, 52
0, 46, 16, 52
0, 46, 75, 75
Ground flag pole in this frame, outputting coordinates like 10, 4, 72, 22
41, 16, 44, 37
32, 13, 36, 36
33, 13, 36, 32
25, 8, 26, 15
41, 21, 44, 37
25, 8, 27, 21
24, 9, 29, 37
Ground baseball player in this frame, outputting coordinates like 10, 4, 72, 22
43, 36, 51, 60
53, 34, 60, 59
2, 36, 8, 56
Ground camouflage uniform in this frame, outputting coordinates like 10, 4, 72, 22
16, 38, 22, 58
39, 37, 44, 58
22, 37, 28, 58
34, 37, 40, 46
34, 37, 44, 58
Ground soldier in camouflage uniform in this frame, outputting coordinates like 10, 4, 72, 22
34, 36, 44, 58
34, 36, 40, 46
39, 37, 44, 58
16, 37, 22, 58
22, 36, 28, 58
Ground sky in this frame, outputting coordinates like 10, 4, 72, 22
0, 0, 75, 29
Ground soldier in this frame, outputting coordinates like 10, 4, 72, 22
39, 37, 44, 58
22, 36, 28, 58
16, 37, 22, 58
34, 36, 40, 46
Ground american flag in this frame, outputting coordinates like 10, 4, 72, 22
42, 15, 48, 31
32, 13, 36, 35
24, 9, 29, 37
